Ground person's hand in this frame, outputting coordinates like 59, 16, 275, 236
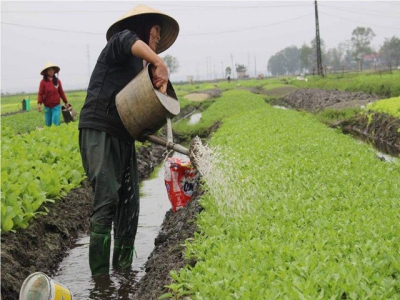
65, 103, 70, 108
37, 104, 42, 112
151, 63, 168, 95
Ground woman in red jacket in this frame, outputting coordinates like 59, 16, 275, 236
37, 63, 69, 126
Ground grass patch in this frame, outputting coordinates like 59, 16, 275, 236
169, 91, 400, 299
367, 96, 400, 118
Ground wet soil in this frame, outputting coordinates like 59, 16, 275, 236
2, 87, 398, 300
279, 88, 379, 112
341, 112, 400, 157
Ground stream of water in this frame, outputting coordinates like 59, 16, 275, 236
52, 157, 178, 299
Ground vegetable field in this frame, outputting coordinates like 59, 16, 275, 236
167, 90, 400, 299
367, 96, 400, 118
290, 70, 400, 98
1, 123, 85, 232
1, 76, 399, 299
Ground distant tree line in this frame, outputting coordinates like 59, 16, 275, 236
163, 54, 179, 77
267, 26, 400, 76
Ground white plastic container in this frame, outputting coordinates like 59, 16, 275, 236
19, 272, 73, 300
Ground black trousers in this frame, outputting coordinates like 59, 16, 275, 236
79, 128, 140, 241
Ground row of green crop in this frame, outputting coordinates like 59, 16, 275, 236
1, 122, 86, 232
1, 79, 287, 135
173, 89, 267, 136
164, 90, 400, 299
289, 70, 400, 98
367, 96, 400, 118
1, 91, 87, 134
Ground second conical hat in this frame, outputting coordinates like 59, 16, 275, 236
40, 62, 60, 75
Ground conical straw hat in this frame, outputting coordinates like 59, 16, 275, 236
106, 4, 179, 54
40, 62, 60, 75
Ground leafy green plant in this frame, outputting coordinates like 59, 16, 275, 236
367, 96, 400, 118
158, 271, 194, 299
289, 70, 400, 98
1, 90, 86, 134
316, 107, 361, 123
1, 122, 85, 232
167, 89, 400, 298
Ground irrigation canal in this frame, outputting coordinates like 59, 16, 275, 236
53, 154, 185, 299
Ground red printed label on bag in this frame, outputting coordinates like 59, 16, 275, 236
164, 157, 198, 212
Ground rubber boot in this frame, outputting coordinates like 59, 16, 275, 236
89, 223, 111, 276
112, 238, 135, 272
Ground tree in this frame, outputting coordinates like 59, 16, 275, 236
162, 54, 179, 77
225, 66, 232, 77
299, 43, 313, 73
310, 37, 326, 67
380, 36, 400, 68
267, 51, 286, 76
284, 46, 299, 74
326, 47, 343, 70
338, 41, 354, 68
350, 27, 376, 71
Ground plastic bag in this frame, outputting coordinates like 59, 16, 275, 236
164, 157, 198, 212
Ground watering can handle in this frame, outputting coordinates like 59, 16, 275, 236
166, 118, 173, 144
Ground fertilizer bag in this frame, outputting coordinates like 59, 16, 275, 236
164, 157, 197, 212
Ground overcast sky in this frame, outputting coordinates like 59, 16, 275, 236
1, 0, 400, 94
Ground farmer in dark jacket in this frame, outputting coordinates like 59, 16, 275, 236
78, 4, 179, 275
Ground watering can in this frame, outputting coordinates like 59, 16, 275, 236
116, 64, 190, 156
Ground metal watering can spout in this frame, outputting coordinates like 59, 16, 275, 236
144, 118, 189, 156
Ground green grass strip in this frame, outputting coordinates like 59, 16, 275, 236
367, 96, 400, 118
170, 91, 400, 299
289, 71, 400, 98
1, 122, 85, 232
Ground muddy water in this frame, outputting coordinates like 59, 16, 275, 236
188, 112, 202, 125
53, 157, 179, 299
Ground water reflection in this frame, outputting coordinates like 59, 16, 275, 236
273, 105, 288, 110
88, 272, 137, 300
188, 112, 202, 125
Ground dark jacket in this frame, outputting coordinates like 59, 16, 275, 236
79, 30, 141, 143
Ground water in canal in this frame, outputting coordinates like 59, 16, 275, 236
188, 112, 202, 125
53, 155, 182, 299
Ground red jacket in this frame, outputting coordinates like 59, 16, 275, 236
38, 78, 68, 108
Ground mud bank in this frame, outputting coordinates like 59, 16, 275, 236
0, 143, 166, 300
342, 112, 400, 157
280, 88, 379, 112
